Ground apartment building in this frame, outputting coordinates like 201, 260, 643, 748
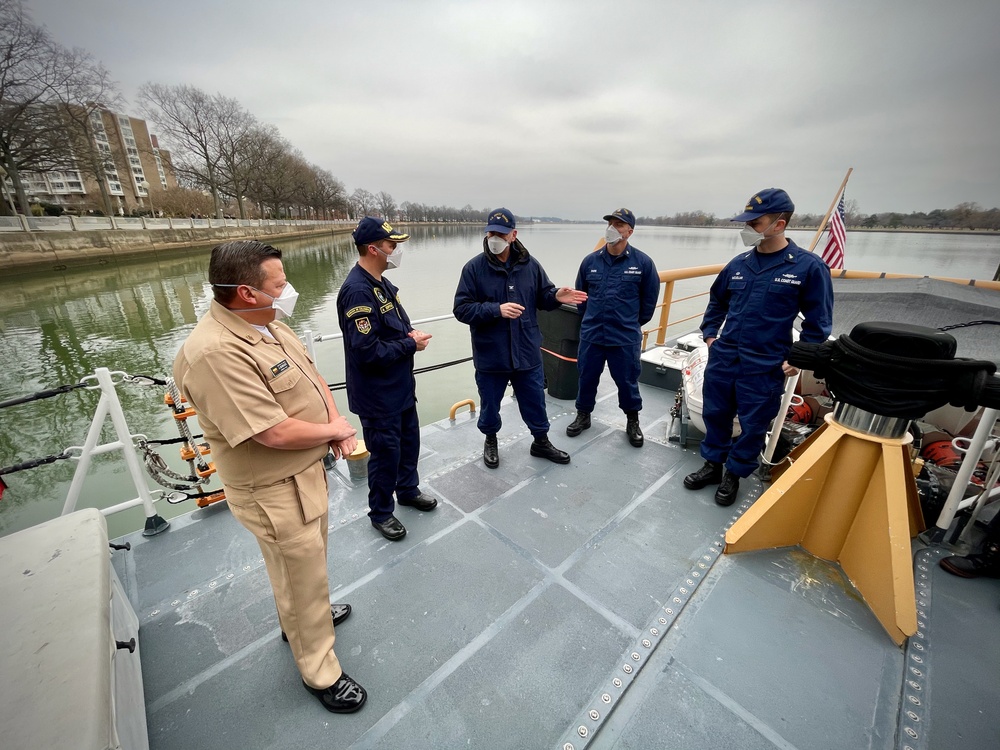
15, 108, 178, 215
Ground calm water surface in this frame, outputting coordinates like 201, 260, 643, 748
1, 224, 997, 537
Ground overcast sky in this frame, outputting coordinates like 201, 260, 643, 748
24, 0, 1000, 220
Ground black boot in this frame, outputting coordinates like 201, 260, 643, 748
566, 410, 591, 437
625, 410, 643, 447
530, 435, 571, 464
483, 434, 499, 469
683, 461, 723, 490
715, 471, 740, 506
939, 539, 1000, 578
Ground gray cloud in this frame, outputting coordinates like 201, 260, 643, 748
25, 0, 1000, 219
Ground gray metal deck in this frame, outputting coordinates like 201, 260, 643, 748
112, 377, 1000, 750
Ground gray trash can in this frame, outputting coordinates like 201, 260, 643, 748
538, 304, 582, 400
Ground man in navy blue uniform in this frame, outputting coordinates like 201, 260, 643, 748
683, 188, 833, 506
566, 208, 660, 447
454, 207, 587, 468
337, 217, 438, 541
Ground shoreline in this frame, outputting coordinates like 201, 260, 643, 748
0, 224, 355, 274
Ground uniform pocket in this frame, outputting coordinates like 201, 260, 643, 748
268, 367, 302, 393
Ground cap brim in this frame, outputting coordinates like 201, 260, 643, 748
387, 232, 409, 242
603, 214, 634, 227
730, 210, 762, 222
484, 224, 513, 234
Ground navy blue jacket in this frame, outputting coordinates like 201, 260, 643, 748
454, 238, 561, 372
576, 243, 659, 346
701, 239, 834, 373
336, 263, 416, 418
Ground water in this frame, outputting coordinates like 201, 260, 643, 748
0, 224, 997, 538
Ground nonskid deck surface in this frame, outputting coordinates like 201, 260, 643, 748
113, 378, 1000, 750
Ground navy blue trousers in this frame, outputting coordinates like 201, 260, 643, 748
475, 365, 549, 438
699, 347, 784, 478
575, 340, 642, 413
360, 405, 420, 522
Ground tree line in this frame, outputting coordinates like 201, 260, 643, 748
638, 201, 1000, 231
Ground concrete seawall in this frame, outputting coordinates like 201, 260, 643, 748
0, 224, 355, 273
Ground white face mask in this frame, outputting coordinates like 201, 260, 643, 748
258, 283, 299, 320
605, 226, 623, 245
740, 217, 780, 248
487, 236, 509, 255
376, 244, 403, 269
214, 281, 299, 319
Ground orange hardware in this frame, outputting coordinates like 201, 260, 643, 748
164, 393, 188, 406
172, 407, 197, 420
920, 440, 963, 470
196, 461, 217, 479
196, 491, 226, 509
179, 443, 211, 461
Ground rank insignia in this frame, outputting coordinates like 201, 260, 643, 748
355, 317, 371, 335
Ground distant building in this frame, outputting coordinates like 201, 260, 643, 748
13, 107, 178, 215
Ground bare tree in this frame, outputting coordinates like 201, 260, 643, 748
350, 188, 377, 218
303, 166, 346, 219
47, 46, 124, 216
208, 97, 258, 219
0, 0, 74, 214
138, 83, 229, 218
376, 190, 396, 220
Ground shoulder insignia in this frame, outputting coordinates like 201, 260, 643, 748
355, 317, 371, 335
373, 287, 387, 304
346, 305, 372, 317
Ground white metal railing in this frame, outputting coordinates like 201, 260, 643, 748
301, 314, 457, 362
0, 216, 354, 233
61, 368, 169, 535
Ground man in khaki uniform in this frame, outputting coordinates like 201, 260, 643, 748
173, 240, 367, 714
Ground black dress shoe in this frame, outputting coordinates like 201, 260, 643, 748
939, 541, 1000, 578
397, 492, 438, 511
683, 461, 723, 490
625, 411, 643, 447
715, 471, 740, 506
303, 673, 367, 713
566, 410, 591, 437
483, 434, 499, 469
282, 603, 352, 642
529, 436, 571, 464
372, 515, 406, 540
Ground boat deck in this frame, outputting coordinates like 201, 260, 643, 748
112, 377, 1000, 750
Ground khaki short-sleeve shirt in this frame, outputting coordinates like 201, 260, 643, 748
173, 301, 330, 489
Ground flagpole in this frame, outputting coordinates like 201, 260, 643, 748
807, 167, 853, 252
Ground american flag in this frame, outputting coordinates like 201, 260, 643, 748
821, 195, 847, 269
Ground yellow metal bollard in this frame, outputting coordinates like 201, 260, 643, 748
725, 413, 925, 645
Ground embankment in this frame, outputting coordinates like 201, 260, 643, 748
0, 224, 354, 273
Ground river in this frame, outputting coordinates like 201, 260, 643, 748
1, 224, 997, 538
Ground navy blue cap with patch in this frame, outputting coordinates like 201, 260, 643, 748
730, 188, 795, 222
484, 207, 516, 234
603, 208, 635, 228
352, 216, 409, 245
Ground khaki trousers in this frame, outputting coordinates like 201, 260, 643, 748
224, 460, 342, 688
